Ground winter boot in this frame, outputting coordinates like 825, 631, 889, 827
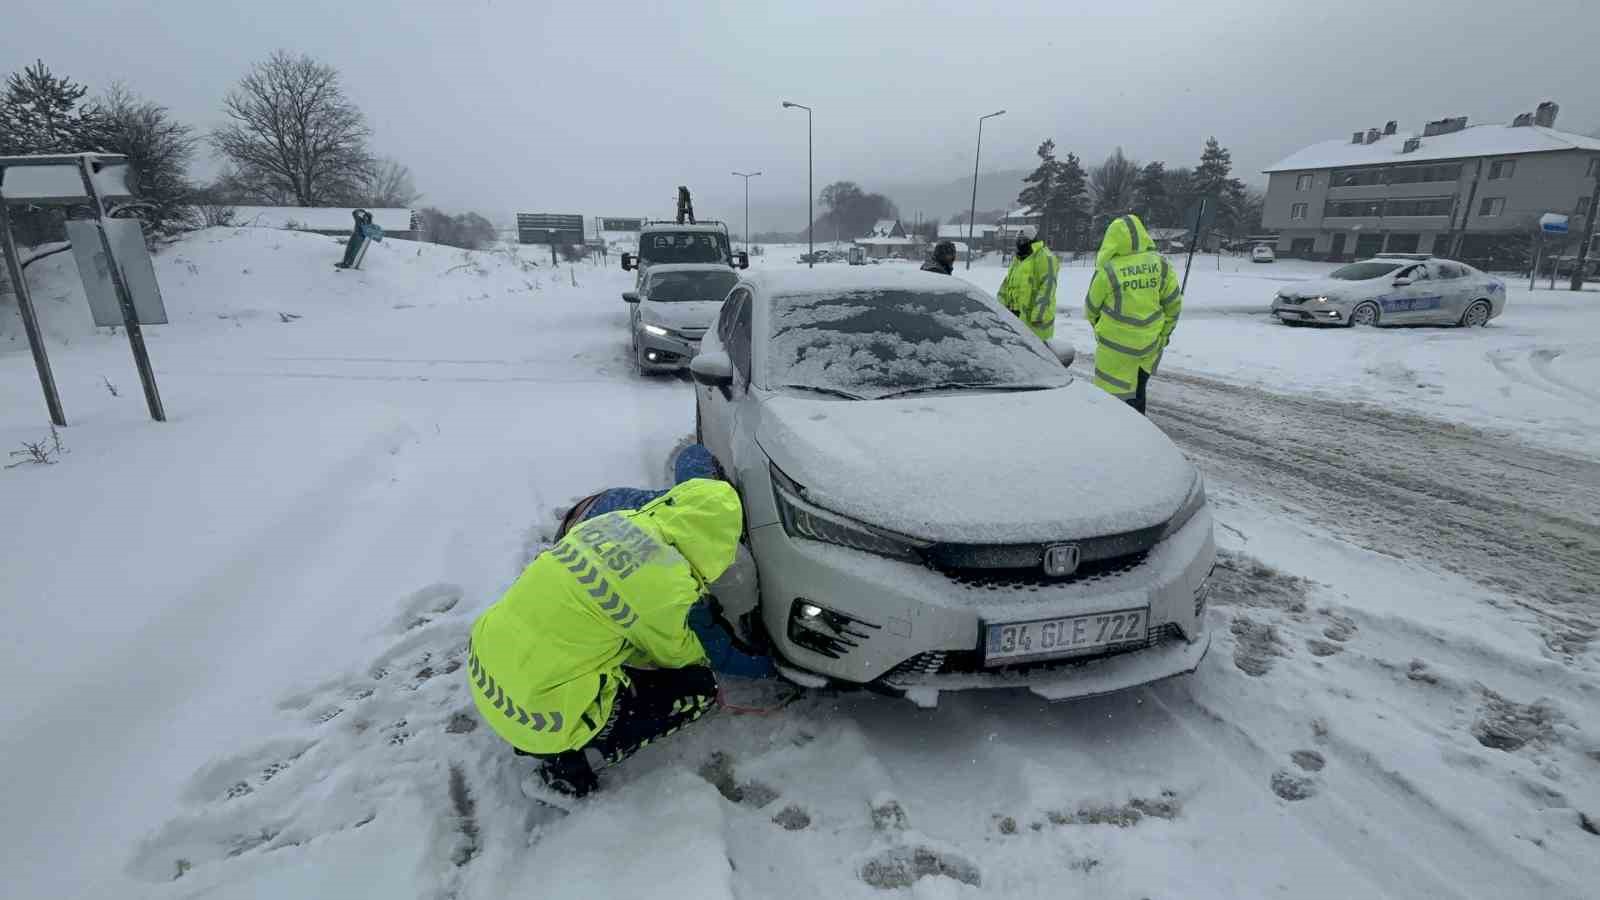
538, 752, 598, 798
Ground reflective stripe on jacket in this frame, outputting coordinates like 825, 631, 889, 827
1084, 214, 1183, 397
468, 478, 742, 754
997, 241, 1060, 340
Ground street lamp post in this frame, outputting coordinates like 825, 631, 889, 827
732, 170, 761, 252
967, 109, 1006, 270
782, 101, 813, 268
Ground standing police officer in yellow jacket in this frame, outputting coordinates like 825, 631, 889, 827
997, 232, 1060, 341
1084, 214, 1183, 414
468, 473, 754, 798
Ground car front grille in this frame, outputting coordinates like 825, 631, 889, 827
884, 623, 1186, 679
938, 551, 1149, 592
1278, 296, 1305, 305
921, 523, 1163, 574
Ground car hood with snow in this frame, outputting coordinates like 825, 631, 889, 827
754, 381, 1196, 544
1275, 275, 1379, 302
641, 300, 722, 332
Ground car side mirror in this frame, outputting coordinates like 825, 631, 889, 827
690, 351, 734, 388
1046, 339, 1076, 368
622, 291, 640, 304
620, 253, 635, 272
1393, 276, 1412, 287
736, 251, 750, 270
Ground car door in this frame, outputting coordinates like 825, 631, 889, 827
1431, 261, 1473, 323
1382, 264, 1440, 323
697, 288, 748, 466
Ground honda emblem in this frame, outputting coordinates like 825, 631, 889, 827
1043, 543, 1081, 577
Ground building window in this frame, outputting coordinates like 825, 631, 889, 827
1387, 163, 1463, 184
1331, 168, 1384, 187
1325, 199, 1383, 218
1290, 203, 1308, 220
1295, 174, 1314, 191
1478, 197, 1505, 217
1488, 160, 1516, 180
1384, 197, 1454, 217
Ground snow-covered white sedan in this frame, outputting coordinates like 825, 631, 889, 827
690, 268, 1215, 703
623, 263, 739, 372
1251, 244, 1276, 263
1271, 254, 1506, 327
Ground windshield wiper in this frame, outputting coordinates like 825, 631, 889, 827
778, 384, 866, 400
878, 382, 1056, 399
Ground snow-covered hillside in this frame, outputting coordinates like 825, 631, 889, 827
2, 229, 1597, 899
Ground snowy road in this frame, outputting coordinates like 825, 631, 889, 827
1151, 367, 1600, 657
4, 232, 1597, 898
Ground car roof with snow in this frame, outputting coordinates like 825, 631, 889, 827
640, 222, 728, 233
741, 266, 980, 298
645, 263, 742, 275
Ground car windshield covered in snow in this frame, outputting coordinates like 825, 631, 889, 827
647, 270, 737, 301
640, 233, 728, 265
766, 287, 1067, 400
1329, 261, 1404, 280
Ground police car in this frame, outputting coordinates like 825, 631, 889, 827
1271, 254, 1506, 327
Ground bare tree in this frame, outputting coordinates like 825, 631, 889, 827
96, 84, 198, 236
1089, 147, 1142, 222
211, 51, 374, 206
359, 157, 420, 207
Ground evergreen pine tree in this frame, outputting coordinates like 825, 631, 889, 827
1133, 161, 1169, 227
1017, 140, 1058, 246
0, 60, 104, 155
1055, 153, 1090, 250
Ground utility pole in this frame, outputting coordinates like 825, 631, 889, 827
967, 110, 1006, 270
782, 101, 813, 267
1570, 156, 1599, 291
732, 171, 761, 252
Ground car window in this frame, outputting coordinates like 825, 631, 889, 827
717, 288, 747, 343
1400, 264, 1430, 281
647, 270, 738, 302
765, 287, 1068, 400
641, 233, 728, 265
1329, 261, 1403, 280
728, 291, 753, 381
1435, 262, 1465, 280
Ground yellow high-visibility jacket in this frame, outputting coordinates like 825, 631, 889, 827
997, 240, 1061, 340
1084, 214, 1183, 398
467, 478, 742, 754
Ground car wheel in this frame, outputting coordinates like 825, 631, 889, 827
1460, 299, 1491, 328
1350, 301, 1380, 327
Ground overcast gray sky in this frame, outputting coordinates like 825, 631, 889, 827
5, 0, 1594, 230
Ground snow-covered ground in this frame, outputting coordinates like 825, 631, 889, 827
2, 228, 1597, 899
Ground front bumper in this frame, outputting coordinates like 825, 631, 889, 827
635, 328, 701, 370
754, 504, 1216, 694
1271, 299, 1346, 325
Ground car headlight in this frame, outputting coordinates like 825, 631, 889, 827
1159, 472, 1207, 540
1310, 296, 1329, 303
770, 464, 930, 562
642, 324, 670, 337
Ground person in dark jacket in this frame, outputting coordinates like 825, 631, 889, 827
335, 209, 375, 268
921, 240, 957, 275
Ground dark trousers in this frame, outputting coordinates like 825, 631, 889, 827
529, 665, 717, 774
1125, 368, 1151, 415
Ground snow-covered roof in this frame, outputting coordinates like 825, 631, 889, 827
641, 222, 728, 234
230, 206, 415, 231
1147, 228, 1189, 241
642, 262, 739, 275
854, 236, 924, 246
1265, 124, 1600, 172
939, 224, 999, 239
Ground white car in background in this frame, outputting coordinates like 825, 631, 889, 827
1251, 244, 1276, 263
690, 268, 1215, 703
1271, 254, 1506, 327
623, 264, 739, 372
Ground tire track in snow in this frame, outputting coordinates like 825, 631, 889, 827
1149, 370, 1600, 656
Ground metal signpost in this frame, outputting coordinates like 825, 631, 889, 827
516, 213, 585, 267
1, 152, 168, 424
1533, 213, 1568, 291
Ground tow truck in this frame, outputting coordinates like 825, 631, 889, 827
620, 187, 749, 284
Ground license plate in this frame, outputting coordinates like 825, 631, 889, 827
984, 608, 1148, 666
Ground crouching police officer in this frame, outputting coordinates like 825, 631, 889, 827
468, 447, 771, 798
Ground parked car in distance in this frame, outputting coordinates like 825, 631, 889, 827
1251, 244, 1276, 263
623, 264, 739, 373
690, 268, 1214, 704
1271, 254, 1506, 327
